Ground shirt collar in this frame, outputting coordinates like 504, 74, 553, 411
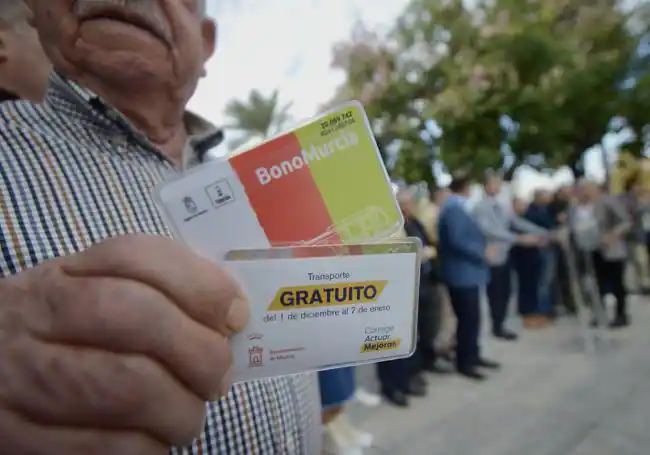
44, 72, 224, 169
447, 194, 469, 206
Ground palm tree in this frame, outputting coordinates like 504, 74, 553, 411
224, 89, 293, 151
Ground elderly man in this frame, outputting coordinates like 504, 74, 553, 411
569, 180, 632, 328
474, 171, 547, 341
0, 0, 50, 101
0, 1, 320, 454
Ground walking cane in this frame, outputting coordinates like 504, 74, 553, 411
560, 228, 610, 353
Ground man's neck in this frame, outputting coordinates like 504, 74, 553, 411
82, 79, 189, 164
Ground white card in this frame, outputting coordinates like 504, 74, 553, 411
225, 241, 421, 382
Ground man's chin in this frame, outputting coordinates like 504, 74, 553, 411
75, 52, 174, 89
70, 27, 173, 89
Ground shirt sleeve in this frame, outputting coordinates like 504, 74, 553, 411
474, 201, 518, 243
510, 214, 549, 235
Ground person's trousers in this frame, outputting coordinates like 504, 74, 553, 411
434, 284, 456, 351
512, 247, 540, 316
447, 285, 481, 370
537, 249, 556, 315
486, 263, 511, 333
645, 232, 650, 271
627, 241, 650, 290
554, 245, 575, 313
592, 252, 628, 319
412, 283, 439, 373
319, 367, 356, 409
377, 358, 411, 395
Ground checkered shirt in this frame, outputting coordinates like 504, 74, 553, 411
0, 73, 321, 455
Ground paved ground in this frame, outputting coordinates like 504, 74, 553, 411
347, 296, 650, 455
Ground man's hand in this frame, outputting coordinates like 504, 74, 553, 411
600, 231, 618, 247
485, 243, 501, 263
549, 229, 567, 244
0, 235, 250, 455
422, 246, 436, 260
516, 234, 541, 246
517, 234, 550, 246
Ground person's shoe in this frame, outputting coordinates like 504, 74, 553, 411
424, 360, 454, 374
322, 418, 364, 455
493, 328, 518, 340
353, 388, 381, 407
536, 315, 552, 328
457, 368, 486, 381
440, 350, 456, 363
609, 315, 630, 329
476, 358, 501, 370
336, 413, 374, 448
590, 317, 607, 328
407, 375, 427, 396
523, 316, 539, 329
381, 389, 409, 407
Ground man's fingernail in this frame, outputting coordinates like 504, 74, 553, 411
226, 296, 250, 332
220, 367, 234, 397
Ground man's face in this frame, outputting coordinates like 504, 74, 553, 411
0, 4, 51, 101
576, 182, 596, 203
485, 176, 501, 195
28, 0, 215, 98
397, 191, 416, 216
536, 191, 551, 205
512, 198, 526, 214
433, 188, 450, 206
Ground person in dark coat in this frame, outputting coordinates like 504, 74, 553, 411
510, 196, 546, 328
524, 190, 555, 323
549, 186, 575, 314
376, 188, 436, 407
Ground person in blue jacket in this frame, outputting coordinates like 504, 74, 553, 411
437, 174, 500, 380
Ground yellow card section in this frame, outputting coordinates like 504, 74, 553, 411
293, 102, 402, 242
267, 280, 388, 311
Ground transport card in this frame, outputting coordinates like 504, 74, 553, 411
154, 101, 403, 261
224, 240, 421, 382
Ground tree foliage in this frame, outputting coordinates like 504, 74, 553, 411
325, 0, 650, 182
224, 89, 293, 151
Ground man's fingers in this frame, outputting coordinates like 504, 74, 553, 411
0, 408, 168, 455
2, 340, 207, 447
31, 271, 232, 400
60, 234, 250, 335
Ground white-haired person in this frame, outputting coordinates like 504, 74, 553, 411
568, 180, 632, 328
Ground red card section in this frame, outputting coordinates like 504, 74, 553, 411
229, 133, 340, 246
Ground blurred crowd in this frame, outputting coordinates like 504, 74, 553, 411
3, 3, 649, 454
322, 171, 650, 455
